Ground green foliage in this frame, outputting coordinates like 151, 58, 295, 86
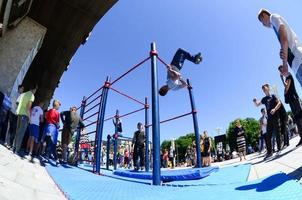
226, 118, 260, 151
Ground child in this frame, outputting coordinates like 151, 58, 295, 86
42, 100, 61, 165
26, 102, 44, 158
159, 48, 202, 96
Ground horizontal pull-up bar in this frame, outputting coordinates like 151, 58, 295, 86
85, 94, 102, 108
84, 102, 101, 115
81, 130, 97, 136
84, 121, 98, 128
104, 107, 145, 122
83, 111, 99, 121
85, 85, 104, 101
80, 141, 95, 145
146, 111, 196, 127
110, 56, 151, 85
109, 87, 145, 106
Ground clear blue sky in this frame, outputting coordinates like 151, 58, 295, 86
53, 0, 302, 142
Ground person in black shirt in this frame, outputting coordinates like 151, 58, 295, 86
253, 84, 282, 158
60, 106, 84, 163
132, 122, 145, 171
279, 65, 302, 147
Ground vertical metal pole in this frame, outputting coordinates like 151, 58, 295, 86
74, 96, 86, 166
144, 97, 150, 172
113, 110, 119, 170
95, 76, 110, 174
150, 42, 161, 185
187, 79, 202, 168
106, 134, 111, 170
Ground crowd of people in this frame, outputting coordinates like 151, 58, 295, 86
0, 84, 84, 166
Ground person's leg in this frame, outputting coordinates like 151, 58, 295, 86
170, 48, 201, 70
14, 116, 29, 153
274, 120, 282, 152
139, 146, 144, 168
133, 145, 138, 169
61, 127, 70, 162
265, 122, 273, 156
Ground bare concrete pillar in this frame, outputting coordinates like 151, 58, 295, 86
0, 17, 46, 112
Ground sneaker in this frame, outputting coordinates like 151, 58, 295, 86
296, 140, 302, 147
194, 53, 202, 64
264, 153, 273, 159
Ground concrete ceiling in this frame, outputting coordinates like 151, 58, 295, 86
22, 0, 117, 107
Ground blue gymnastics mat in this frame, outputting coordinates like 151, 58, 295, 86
113, 166, 218, 182
46, 164, 302, 200
164, 164, 251, 186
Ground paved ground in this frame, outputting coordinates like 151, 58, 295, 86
0, 145, 65, 200
0, 136, 300, 200
212, 136, 302, 183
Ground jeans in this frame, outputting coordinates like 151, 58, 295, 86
295, 63, 302, 88
13, 115, 29, 153
266, 117, 281, 154
259, 133, 266, 152
170, 48, 196, 70
133, 144, 144, 168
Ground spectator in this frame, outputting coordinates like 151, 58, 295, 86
234, 120, 246, 161
13, 86, 37, 155
26, 102, 44, 158
42, 100, 61, 165
60, 106, 84, 164
132, 122, 145, 171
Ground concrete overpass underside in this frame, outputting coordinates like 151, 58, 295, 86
22, 0, 117, 106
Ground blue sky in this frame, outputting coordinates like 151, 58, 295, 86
53, 0, 302, 142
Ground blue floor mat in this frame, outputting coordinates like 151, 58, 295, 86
164, 164, 251, 186
46, 164, 302, 200
113, 166, 218, 182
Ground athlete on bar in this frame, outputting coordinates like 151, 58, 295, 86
159, 48, 202, 96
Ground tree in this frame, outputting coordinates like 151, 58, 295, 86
226, 118, 260, 152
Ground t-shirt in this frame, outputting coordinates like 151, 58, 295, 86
261, 95, 279, 120
270, 14, 302, 73
30, 106, 43, 126
166, 65, 185, 91
16, 91, 35, 117
132, 130, 145, 147
45, 108, 60, 125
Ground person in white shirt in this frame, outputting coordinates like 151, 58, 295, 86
159, 48, 202, 96
26, 102, 44, 157
258, 9, 302, 87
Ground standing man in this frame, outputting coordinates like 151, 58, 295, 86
13, 86, 37, 155
259, 108, 267, 153
5, 85, 24, 149
258, 9, 302, 87
132, 122, 145, 171
253, 84, 282, 158
279, 65, 302, 146
60, 106, 84, 164
42, 100, 61, 165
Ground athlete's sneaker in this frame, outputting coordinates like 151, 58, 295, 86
194, 53, 202, 64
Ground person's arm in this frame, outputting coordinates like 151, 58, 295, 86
279, 25, 289, 73
27, 101, 33, 120
78, 118, 85, 129
280, 74, 286, 87
271, 97, 282, 115
132, 132, 136, 147
253, 98, 261, 107
167, 66, 181, 80
284, 77, 291, 94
